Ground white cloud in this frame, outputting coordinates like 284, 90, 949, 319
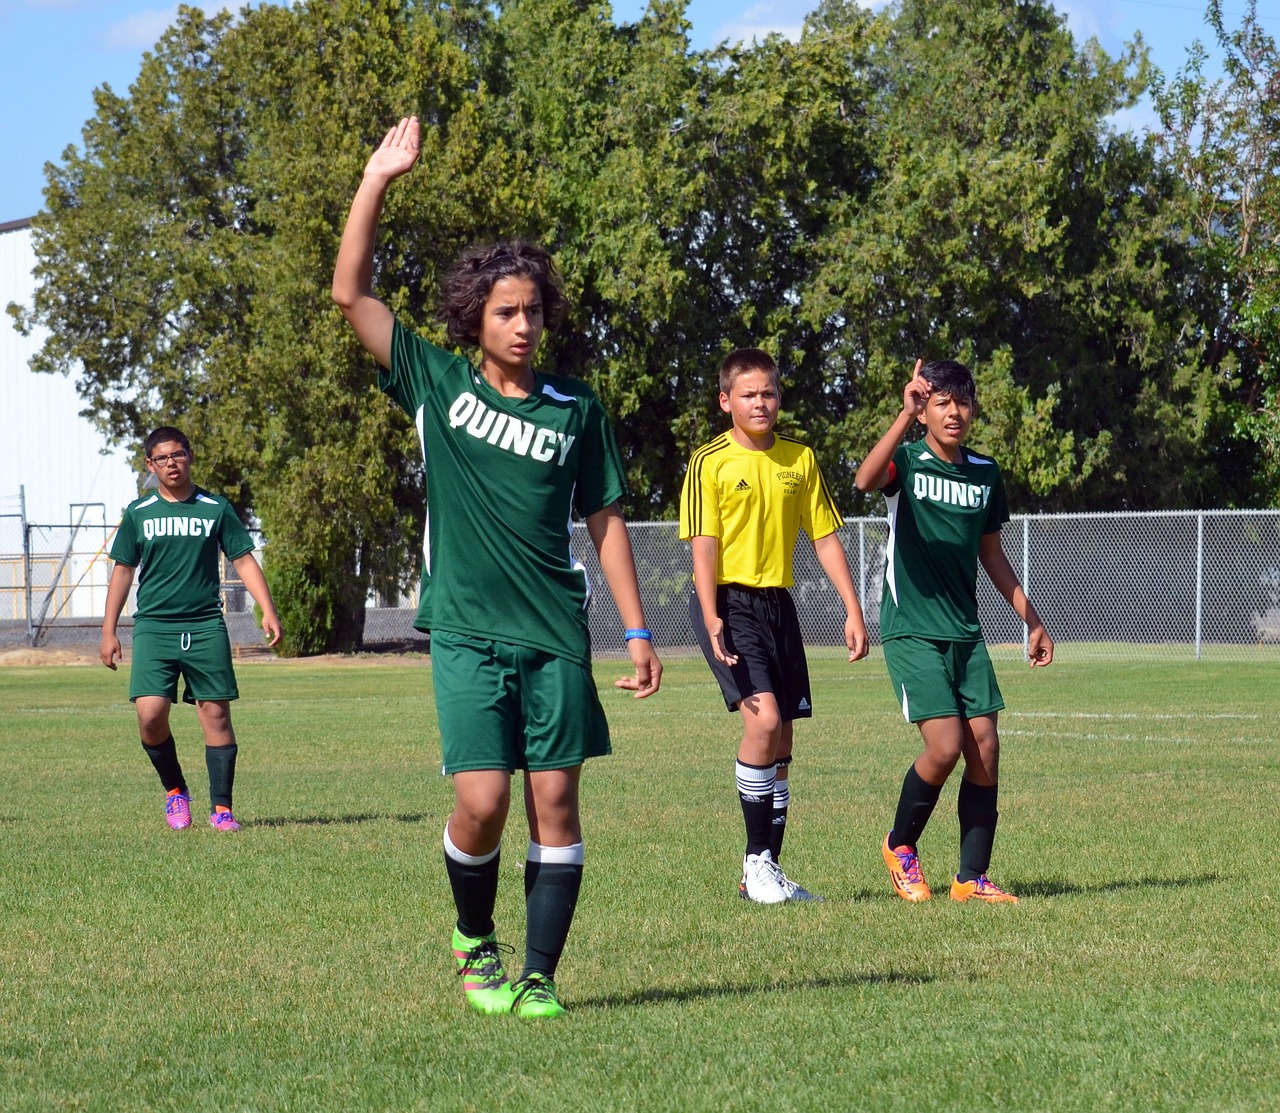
710, 0, 889, 47
100, 6, 181, 51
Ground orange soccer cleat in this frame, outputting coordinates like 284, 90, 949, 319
949, 874, 1019, 903
882, 835, 931, 902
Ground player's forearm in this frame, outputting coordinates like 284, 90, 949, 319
689, 536, 721, 625
101, 564, 134, 633
979, 540, 1044, 630
854, 409, 915, 492
332, 178, 388, 310
813, 532, 861, 614
587, 506, 650, 631
232, 554, 278, 619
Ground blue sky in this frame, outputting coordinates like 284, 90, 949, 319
0, 0, 1273, 223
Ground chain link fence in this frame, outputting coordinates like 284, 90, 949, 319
4, 510, 1279, 659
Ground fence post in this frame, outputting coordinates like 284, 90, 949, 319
21, 486, 34, 646
1194, 511, 1204, 661
1022, 517, 1031, 660
857, 519, 867, 618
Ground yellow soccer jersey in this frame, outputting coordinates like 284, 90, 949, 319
679, 431, 844, 588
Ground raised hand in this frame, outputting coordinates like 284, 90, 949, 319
903, 358, 931, 417
363, 116, 420, 186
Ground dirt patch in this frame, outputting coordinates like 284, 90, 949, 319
0, 647, 98, 667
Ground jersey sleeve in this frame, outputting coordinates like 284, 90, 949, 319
381, 319, 462, 417
572, 392, 628, 518
678, 450, 720, 541
217, 502, 256, 561
109, 506, 141, 566
983, 461, 1011, 534
881, 445, 909, 497
800, 449, 844, 541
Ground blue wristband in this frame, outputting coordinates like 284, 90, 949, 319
624, 628, 653, 642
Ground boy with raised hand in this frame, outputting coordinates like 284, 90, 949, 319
680, 348, 868, 904
332, 116, 661, 1019
100, 426, 282, 832
854, 359, 1053, 904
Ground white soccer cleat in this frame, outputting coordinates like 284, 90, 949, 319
776, 869, 825, 902
739, 850, 788, 904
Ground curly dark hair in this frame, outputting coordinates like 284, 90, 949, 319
919, 359, 976, 406
437, 241, 569, 347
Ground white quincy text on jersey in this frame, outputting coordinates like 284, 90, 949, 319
912, 473, 992, 510
448, 392, 577, 466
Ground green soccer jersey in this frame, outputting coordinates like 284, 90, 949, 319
878, 439, 1009, 642
381, 321, 627, 667
110, 487, 254, 625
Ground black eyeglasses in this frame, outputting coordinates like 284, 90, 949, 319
148, 451, 190, 466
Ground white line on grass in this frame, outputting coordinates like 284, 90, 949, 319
1008, 711, 1260, 721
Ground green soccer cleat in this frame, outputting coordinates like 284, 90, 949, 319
452, 928, 516, 1015
510, 972, 566, 1019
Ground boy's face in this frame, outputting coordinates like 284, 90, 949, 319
720, 369, 780, 443
917, 390, 973, 453
145, 440, 194, 497
478, 275, 544, 371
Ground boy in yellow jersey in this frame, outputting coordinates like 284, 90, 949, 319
680, 349, 869, 903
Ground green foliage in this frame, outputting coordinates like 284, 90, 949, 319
1151, 0, 1280, 505
10, 0, 1278, 654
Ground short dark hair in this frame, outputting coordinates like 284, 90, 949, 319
719, 348, 780, 396
438, 241, 568, 347
144, 427, 191, 457
919, 359, 975, 406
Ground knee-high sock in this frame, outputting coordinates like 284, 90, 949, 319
205, 742, 238, 810
736, 760, 776, 859
769, 757, 792, 863
443, 825, 501, 939
957, 779, 999, 882
522, 841, 584, 981
142, 736, 186, 794
889, 763, 942, 850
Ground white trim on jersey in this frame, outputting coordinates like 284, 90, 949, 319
883, 488, 902, 607
195, 493, 219, 505
136, 495, 159, 509
415, 404, 433, 574
539, 382, 576, 404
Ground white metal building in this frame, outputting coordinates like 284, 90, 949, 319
1, 217, 141, 621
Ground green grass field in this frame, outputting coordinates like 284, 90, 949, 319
2, 653, 1277, 1112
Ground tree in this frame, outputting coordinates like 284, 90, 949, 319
1152, 0, 1280, 506
10, 0, 530, 653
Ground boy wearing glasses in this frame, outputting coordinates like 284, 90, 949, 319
100, 426, 282, 832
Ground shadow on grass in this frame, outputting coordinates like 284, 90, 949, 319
249, 813, 433, 828
574, 970, 935, 1011
1009, 872, 1224, 898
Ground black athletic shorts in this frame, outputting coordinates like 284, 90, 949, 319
690, 585, 812, 719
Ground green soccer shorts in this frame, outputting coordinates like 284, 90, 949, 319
128, 620, 239, 705
430, 630, 611, 774
881, 636, 1005, 723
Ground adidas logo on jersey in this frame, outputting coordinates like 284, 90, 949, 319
734, 479, 751, 491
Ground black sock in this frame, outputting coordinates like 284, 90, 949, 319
522, 858, 583, 981
142, 736, 186, 794
444, 843, 501, 939
889, 763, 943, 850
957, 779, 999, 882
736, 760, 776, 858
205, 743, 238, 811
